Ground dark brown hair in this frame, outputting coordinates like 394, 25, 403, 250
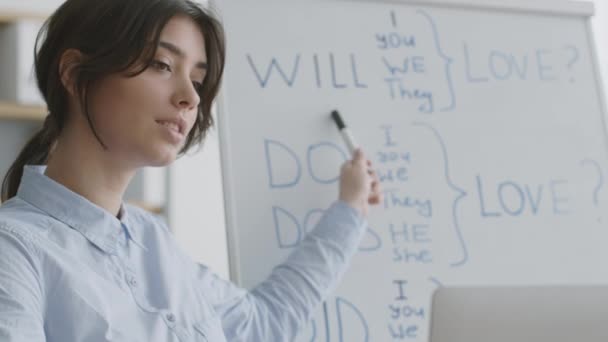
1, 0, 225, 202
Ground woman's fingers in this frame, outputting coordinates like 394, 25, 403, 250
368, 174, 382, 205
339, 149, 383, 216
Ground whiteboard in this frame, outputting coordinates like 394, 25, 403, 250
215, 0, 608, 341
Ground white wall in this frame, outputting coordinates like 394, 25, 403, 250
169, 126, 229, 279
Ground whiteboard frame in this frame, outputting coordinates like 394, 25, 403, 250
586, 19, 608, 157
344, 0, 594, 17
216, 89, 243, 282
585, 18, 608, 226
213, 0, 601, 285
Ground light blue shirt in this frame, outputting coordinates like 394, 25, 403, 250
0, 165, 365, 341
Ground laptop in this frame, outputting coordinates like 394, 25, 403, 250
429, 286, 608, 342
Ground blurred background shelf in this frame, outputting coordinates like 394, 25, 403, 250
0, 101, 46, 121
0, 12, 46, 23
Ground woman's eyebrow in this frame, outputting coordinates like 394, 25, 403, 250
158, 41, 208, 70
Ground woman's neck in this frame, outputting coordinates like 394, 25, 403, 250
44, 132, 136, 218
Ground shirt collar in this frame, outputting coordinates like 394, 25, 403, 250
17, 165, 145, 254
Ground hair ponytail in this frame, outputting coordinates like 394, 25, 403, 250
1, 115, 58, 202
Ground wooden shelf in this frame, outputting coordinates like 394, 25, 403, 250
0, 11, 47, 121
0, 12, 46, 24
0, 8, 47, 122
0, 102, 46, 121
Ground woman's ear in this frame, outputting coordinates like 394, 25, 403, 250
58, 49, 84, 97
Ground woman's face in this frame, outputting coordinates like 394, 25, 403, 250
87, 15, 207, 167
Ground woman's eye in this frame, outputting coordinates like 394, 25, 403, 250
152, 60, 171, 72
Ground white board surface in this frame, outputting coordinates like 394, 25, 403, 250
216, 0, 608, 340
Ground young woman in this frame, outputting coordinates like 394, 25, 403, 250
0, 0, 381, 341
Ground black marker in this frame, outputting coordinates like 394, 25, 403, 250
331, 110, 358, 155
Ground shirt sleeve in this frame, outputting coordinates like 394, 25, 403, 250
0, 223, 46, 341
197, 201, 366, 341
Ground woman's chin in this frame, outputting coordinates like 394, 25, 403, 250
146, 149, 178, 167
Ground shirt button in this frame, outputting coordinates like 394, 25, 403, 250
128, 277, 137, 287
166, 313, 176, 323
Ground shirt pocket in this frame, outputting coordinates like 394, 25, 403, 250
193, 316, 227, 342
